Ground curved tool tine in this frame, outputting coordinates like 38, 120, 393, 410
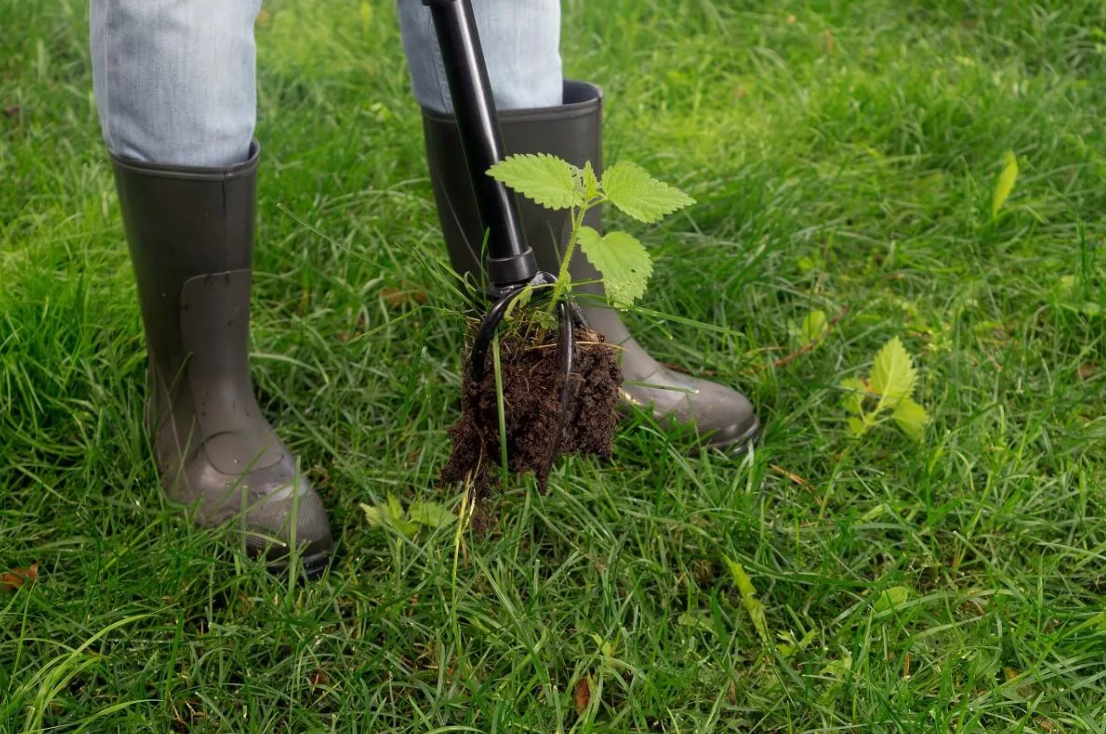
545, 299, 577, 462
470, 286, 531, 382
557, 300, 575, 418
568, 302, 586, 329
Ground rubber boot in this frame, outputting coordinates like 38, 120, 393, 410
422, 81, 759, 449
111, 141, 334, 573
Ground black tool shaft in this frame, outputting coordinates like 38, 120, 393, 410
423, 0, 537, 287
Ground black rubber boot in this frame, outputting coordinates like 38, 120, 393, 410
422, 81, 758, 449
111, 141, 334, 573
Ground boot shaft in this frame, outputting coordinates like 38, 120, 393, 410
111, 142, 283, 491
422, 80, 605, 292
112, 142, 259, 374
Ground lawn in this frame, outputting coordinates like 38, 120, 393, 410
2, 0, 1106, 731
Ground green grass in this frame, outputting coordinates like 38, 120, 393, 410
3, 0, 1106, 731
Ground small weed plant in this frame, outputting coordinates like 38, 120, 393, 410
487, 154, 695, 308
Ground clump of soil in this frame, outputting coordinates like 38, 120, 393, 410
440, 324, 621, 530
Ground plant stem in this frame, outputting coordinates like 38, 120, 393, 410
547, 200, 593, 313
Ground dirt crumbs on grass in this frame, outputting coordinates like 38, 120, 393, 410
440, 326, 621, 532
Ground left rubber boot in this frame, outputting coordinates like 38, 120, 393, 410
421, 80, 759, 449
111, 141, 334, 574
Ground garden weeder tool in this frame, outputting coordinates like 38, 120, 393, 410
425, 0, 580, 412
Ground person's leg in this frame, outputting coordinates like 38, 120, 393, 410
400, 0, 759, 449
397, 0, 562, 113
90, 0, 334, 570
90, 0, 258, 166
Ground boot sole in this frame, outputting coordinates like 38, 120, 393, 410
622, 404, 761, 455
705, 417, 761, 454
265, 548, 333, 580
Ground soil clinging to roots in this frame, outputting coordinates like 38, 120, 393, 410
440, 325, 621, 531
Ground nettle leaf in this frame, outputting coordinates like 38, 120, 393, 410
818, 649, 854, 705
777, 629, 817, 660
892, 396, 929, 442
798, 309, 828, 347
841, 339, 928, 443
581, 160, 600, 200
359, 503, 385, 528
873, 586, 912, 613
578, 226, 653, 308
384, 495, 405, 523
409, 501, 456, 529
487, 154, 583, 210
502, 284, 534, 322
870, 336, 918, 407
839, 377, 867, 416
991, 150, 1018, 219
723, 555, 770, 645
600, 161, 696, 223
385, 495, 419, 537
361, 498, 418, 536
797, 255, 820, 274
363, 497, 456, 536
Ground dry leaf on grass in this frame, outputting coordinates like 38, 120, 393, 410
574, 676, 591, 714
1, 563, 39, 591
381, 286, 428, 309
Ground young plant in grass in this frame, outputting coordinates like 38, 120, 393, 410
488, 154, 696, 310
439, 155, 695, 528
840, 337, 929, 442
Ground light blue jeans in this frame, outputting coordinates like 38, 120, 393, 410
90, 0, 563, 167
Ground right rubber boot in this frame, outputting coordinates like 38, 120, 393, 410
111, 141, 334, 575
421, 81, 759, 450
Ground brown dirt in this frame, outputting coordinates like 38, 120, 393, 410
440, 325, 621, 530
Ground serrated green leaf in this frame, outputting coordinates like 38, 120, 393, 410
777, 628, 817, 660
409, 501, 456, 529
991, 150, 1018, 219
385, 495, 404, 523
723, 555, 770, 645
502, 284, 533, 322
678, 612, 714, 634
820, 650, 854, 680
385, 495, 418, 537
581, 160, 600, 200
600, 161, 696, 223
578, 226, 653, 308
870, 336, 917, 407
873, 586, 912, 613
362, 499, 418, 536
893, 396, 928, 442
487, 153, 583, 210
818, 650, 854, 704
797, 309, 828, 347
847, 417, 868, 437
589, 634, 616, 658
839, 377, 867, 416
360, 502, 385, 528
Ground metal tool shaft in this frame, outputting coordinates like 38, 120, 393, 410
423, 0, 537, 287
